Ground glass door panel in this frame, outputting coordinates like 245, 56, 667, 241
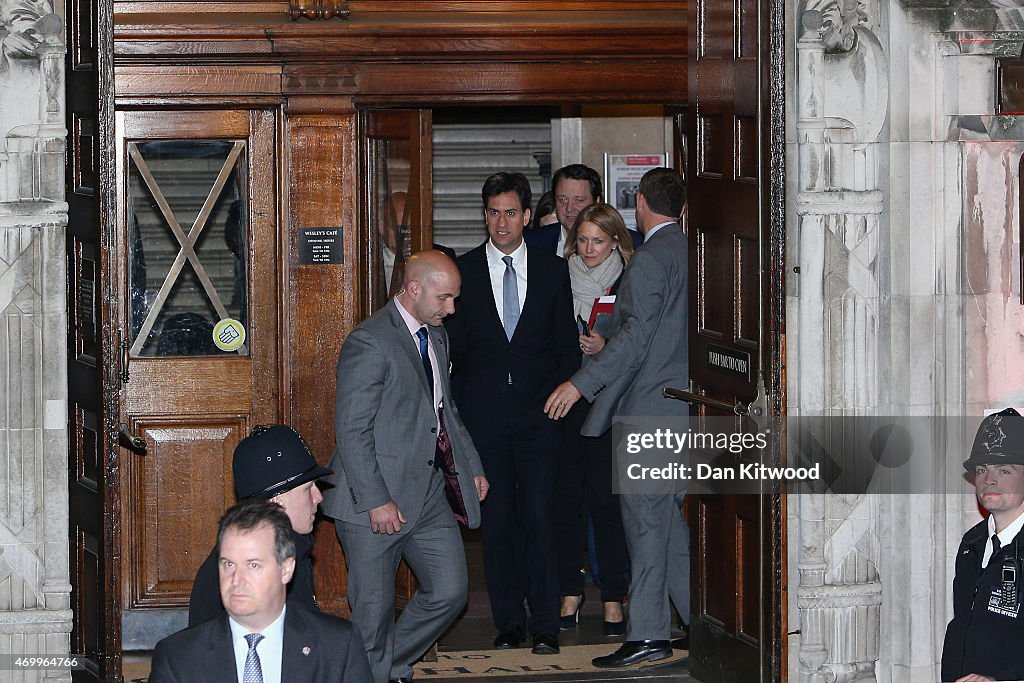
364, 110, 432, 310
126, 140, 249, 356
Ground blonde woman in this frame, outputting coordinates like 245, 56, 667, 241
555, 203, 635, 635
563, 204, 635, 327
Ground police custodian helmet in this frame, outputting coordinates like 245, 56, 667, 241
233, 424, 332, 499
963, 407, 1024, 471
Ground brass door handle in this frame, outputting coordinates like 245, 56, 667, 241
663, 380, 750, 416
118, 424, 147, 454
119, 340, 130, 384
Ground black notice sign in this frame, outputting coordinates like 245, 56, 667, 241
300, 228, 343, 264
707, 344, 751, 381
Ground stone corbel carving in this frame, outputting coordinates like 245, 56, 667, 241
800, 2, 887, 148
0, 0, 64, 203
0, 0, 62, 68
289, 0, 350, 21
803, 0, 868, 54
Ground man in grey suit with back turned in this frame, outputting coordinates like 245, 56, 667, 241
546, 167, 691, 668
321, 250, 490, 683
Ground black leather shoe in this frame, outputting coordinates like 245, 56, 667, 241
493, 625, 527, 648
671, 634, 689, 650
592, 640, 672, 668
389, 679, 413, 683
531, 632, 560, 655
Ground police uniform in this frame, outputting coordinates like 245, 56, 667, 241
941, 408, 1024, 681
186, 424, 331, 628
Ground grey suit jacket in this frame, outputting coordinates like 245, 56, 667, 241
321, 300, 485, 530
572, 223, 690, 437
149, 603, 371, 682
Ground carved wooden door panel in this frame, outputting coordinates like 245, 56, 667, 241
687, 0, 782, 679
67, 0, 114, 675
113, 110, 279, 620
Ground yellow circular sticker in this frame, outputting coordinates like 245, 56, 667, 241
213, 318, 246, 352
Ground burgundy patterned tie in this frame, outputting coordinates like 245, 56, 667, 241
416, 328, 468, 525
437, 406, 468, 526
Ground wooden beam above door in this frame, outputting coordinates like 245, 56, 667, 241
113, 4, 686, 104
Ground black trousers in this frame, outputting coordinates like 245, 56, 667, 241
475, 407, 561, 636
552, 402, 629, 602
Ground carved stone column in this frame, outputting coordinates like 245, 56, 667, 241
0, 1, 72, 679
791, 1, 888, 681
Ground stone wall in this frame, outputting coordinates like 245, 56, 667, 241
0, 0, 73, 679
787, 0, 1024, 681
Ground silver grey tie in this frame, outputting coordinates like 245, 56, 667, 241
243, 633, 264, 683
502, 255, 520, 340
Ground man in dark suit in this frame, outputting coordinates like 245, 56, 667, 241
322, 250, 489, 683
188, 424, 332, 627
151, 500, 371, 682
525, 163, 642, 255
446, 172, 580, 654
546, 167, 690, 668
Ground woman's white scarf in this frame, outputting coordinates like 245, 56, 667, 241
568, 252, 623, 322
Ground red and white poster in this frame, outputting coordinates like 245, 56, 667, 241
603, 154, 668, 229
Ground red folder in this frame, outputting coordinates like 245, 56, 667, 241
588, 295, 616, 331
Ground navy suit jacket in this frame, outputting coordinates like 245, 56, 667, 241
149, 603, 372, 682
524, 222, 644, 256
446, 242, 580, 434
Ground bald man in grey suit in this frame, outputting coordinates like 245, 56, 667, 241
322, 250, 489, 683
546, 168, 690, 669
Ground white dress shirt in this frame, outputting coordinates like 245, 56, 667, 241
555, 225, 568, 258
485, 238, 528, 322
644, 220, 675, 241
983, 510, 1024, 568
230, 605, 286, 683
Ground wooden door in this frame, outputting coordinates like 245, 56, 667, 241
686, 0, 785, 679
361, 108, 433, 611
67, 0, 115, 675
364, 109, 433, 310
113, 110, 280, 619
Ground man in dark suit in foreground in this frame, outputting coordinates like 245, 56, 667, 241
150, 500, 371, 682
546, 167, 691, 668
446, 172, 580, 654
323, 250, 489, 683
